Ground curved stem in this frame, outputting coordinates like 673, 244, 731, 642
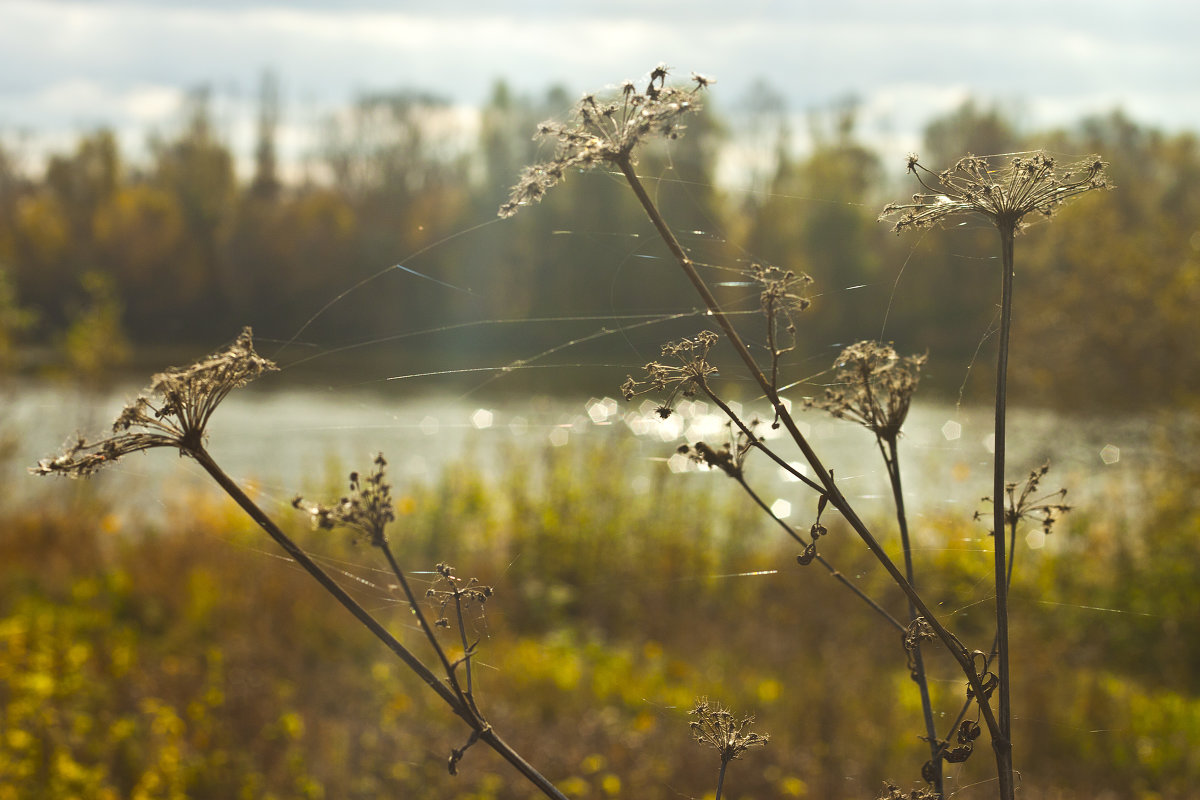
940, 512, 1020, 774
616, 157, 1000, 729
701, 382, 823, 495
453, 595, 476, 700
188, 446, 570, 800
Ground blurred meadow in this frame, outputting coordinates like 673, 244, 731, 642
3, 9, 1200, 798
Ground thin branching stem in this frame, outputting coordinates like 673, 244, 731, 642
379, 543, 475, 712
452, 593, 477, 700
700, 381, 823, 495
943, 515, 1020, 749
616, 156, 1004, 747
189, 446, 569, 800
189, 446, 454, 705
736, 473, 906, 632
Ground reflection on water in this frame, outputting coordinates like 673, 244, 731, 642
8, 379, 1153, 535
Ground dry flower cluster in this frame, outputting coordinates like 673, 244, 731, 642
499, 64, 710, 218
33, 327, 276, 476
881, 151, 1109, 234
293, 453, 396, 548
806, 341, 925, 442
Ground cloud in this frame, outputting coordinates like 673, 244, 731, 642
3, 0, 1198, 172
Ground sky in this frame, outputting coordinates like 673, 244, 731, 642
3, 0, 1197, 177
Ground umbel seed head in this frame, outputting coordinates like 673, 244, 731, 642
499, 65, 712, 218
881, 151, 1109, 235
32, 327, 276, 477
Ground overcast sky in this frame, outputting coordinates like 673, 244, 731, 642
3, 0, 1196, 174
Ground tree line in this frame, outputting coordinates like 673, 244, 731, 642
0, 78, 1195, 407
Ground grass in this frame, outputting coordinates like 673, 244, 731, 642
5, 430, 1200, 799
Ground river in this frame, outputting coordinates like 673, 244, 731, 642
8, 377, 1156, 542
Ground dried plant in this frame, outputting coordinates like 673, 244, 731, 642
754, 262, 812, 398
33, 327, 276, 477
30, 65, 1114, 800
688, 697, 769, 800
499, 64, 710, 218
976, 461, 1072, 538
807, 341, 925, 443
883, 151, 1106, 797
877, 782, 941, 800
505, 68, 1108, 800
807, 340, 940, 786
881, 151, 1108, 235
293, 452, 395, 546
506, 68, 1005, 791
294, 457, 545, 786
36, 333, 569, 800
620, 330, 720, 417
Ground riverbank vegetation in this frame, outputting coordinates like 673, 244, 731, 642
1, 83, 1198, 407
4, 430, 1199, 798
8, 66, 1197, 799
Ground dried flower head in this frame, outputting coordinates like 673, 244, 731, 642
974, 461, 1071, 536
293, 453, 396, 548
32, 327, 276, 477
678, 419, 759, 480
499, 65, 711, 217
876, 782, 940, 800
620, 330, 719, 416
753, 262, 812, 318
688, 697, 769, 764
881, 151, 1109, 234
425, 562, 493, 632
752, 262, 812, 397
806, 341, 925, 441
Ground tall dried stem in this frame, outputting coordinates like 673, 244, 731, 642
33, 330, 570, 800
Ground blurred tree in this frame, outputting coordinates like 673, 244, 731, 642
149, 87, 238, 336
0, 79, 1195, 409
0, 269, 36, 373
44, 129, 120, 247
921, 98, 1023, 168
12, 189, 72, 324
250, 70, 282, 200
318, 89, 472, 341
731, 77, 791, 201
11, 131, 120, 327
92, 183, 194, 336
59, 270, 130, 382
740, 98, 888, 356
1015, 112, 1200, 406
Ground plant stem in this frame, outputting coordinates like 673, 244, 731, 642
188, 445, 571, 800
190, 446, 453, 705
714, 759, 729, 800
940, 513, 1020, 776
617, 156, 1007, 775
453, 595, 476, 700
379, 543, 474, 712
886, 436, 940, 796
992, 223, 1017, 799
734, 472, 905, 633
